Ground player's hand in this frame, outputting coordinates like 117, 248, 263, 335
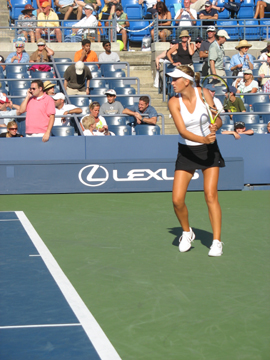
204, 133, 216, 144
209, 123, 218, 133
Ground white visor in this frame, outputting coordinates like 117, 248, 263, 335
166, 68, 194, 81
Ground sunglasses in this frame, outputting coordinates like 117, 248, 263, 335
9, 128, 18, 130
30, 87, 37, 90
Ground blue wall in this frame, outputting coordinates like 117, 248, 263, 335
0, 135, 268, 194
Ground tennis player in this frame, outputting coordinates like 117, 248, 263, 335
167, 65, 225, 256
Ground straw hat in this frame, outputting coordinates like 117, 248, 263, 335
179, 30, 190, 38
43, 81, 56, 91
235, 40, 252, 50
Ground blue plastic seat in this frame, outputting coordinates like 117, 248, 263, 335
124, 4, 143, 19
8, 79, 31, 91
6, 64, 28, 75
107, 78, 130, 88
11, 0, 31, 20
245, 123, 267, 133
218, 9, 230, 19
62, 20, 76, 38
239, 20, 259, 41
129, 21, 151, 43
85, 64, 99, 73
220, 114, 231, 124
88, 96, 107, 105
9, 89, 29, 96
103, 69, 126, 78
90, 88, 108, 95
6, 72, 29, 79
54, 58, 72, 63
135, 125, 160, 135
102, 116, 127, 126
55, 63, 70, 77
90, 79, 107, 90
253, 102, 270, 113
220, 124, 235, 132
114, 87, 136, 95
193, 63, 203, 72
10, 96, 25, 105
237, 6, 254, 19
261, 20, 270, 39
91, 70, 102, 78
108, 125, 132, 135
69, 97, 89, 107
233, 114, 260, 124
244, 94, 269, 106
51, 126, 75, 136
217, 20, 239, 40
30, 71, 54, 79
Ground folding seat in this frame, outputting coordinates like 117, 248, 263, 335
220, 114, 231, 124
114, 87, 136, 95
135, 125, 160, 135
11, 0, 31, 20
51, 126, 75, 136
29, 71, 54, 79
89, 96, 107, 105
245, 123, 267, 133
55, 63, 70, 77
108, 125, 132, 135
124, 4, 143, 19
6, 64, 28, 75
9, 89, 29, 96
217, 20, 239, 40
69, 97, 89, 107
102, 116, 127, 126
90, 79, 107, 89
53, 58, 72, 63
128, 21, 151, 43
239, 20, 259, 41
6, 72, 29, 79
8, 80, 31, 92
103, 69, 126, 78
91, 70, 102, 78
85, 64, 99, 73
244, 94, 269, 106
233, 114, 260, 124
261, 20, 270, 39
90, 88, 108, 95
193, 63, 203, 72
10, 96, 25, 106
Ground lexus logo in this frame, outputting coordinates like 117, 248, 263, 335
78, 165, 109, 187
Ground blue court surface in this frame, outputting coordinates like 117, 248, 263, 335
0, 211, 121, 360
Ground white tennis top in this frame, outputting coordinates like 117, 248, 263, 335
178, 87, 211, 146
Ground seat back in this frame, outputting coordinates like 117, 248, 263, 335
69, 97, 90, 107
135, 125, 160, 135
51, 126, 75, 136
108, 125, 132, 135
233, 114, 260, 124
102, 116, 127, 126
6, 64, 28, 75
245, 123, 267, 133
244, 94, 269, 106
90, 78, 107, 89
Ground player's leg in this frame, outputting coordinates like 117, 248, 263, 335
202, 166, 223, 256
172, 170, 195, 252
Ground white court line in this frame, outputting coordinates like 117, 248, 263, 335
29, 255, 41, 257
16, 211, 122, 360
0, 219, 19, 221
0, 323, 81, 329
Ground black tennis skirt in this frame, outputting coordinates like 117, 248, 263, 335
175, 141, 225, 171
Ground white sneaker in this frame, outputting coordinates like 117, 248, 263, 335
208, 240, 223, 257
179, 228, 195, 252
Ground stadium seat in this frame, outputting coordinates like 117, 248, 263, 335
102, 116, 127, 126
51, 126, 75, 136
237, 6, 254, 19
100, 63, 127, 77
10, 96, 25, 106
122, 0, 140, 6
107, 78, 130, 88
30, 71, 54, 79
233, 114, 260, 124
193, 63, 203, 72
108, 125, 132, 135
135, 125, 160, 135
215, 94, 225, 104
6, 72, 29, 79
90, 88, 108, 95
253, 102, 270, 114
260, 20, 270, 39
8, 80, 31, 91
62, 20, 76, 38
55, 63, 70, 77
85, 64, 99, 73
245, 123, 267, 133
114, 87, 136, 95
91, 70, 102, 78
244, 94, 269, 106
88, 96, 107, 106
103, 69, 126, 78
128, 21, 151, 43
218, 9, 230, 19
219, 124, 235, 133
54, 58, 72, 63
11, 0, 31, 20
90, 79, 107, 90
239, 20, 260, 41
220, 114, 231, 124
217, 20, 239, 40
124, 4, 143, 19
69, 97, 89, 107
9, 89, 29, 97
80, 107, 89, 115
6, 64, 28, 75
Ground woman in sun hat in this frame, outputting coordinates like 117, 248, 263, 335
17, 4, 36, 43
166, 30, 195, 71
230, 40, 254, 75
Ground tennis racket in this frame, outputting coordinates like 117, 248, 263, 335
201, 74, 230, 124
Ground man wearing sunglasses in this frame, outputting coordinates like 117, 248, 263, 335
19, 80, 55, 142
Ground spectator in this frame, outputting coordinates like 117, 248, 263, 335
233, 70, 259, 93
198, 1, 218, 28
258, 52, 270, 87
0, 121, 23, 138
208, 30, 230, 80
99, 89, 124, 115
205, 83, 224, 113
123, 96, 158, 125
80, 101, 110, 133
222, 121, 254, 138
138, 0, 158, 18
55, 0, 83, 21
64, 61, 92, 95
174, 0, 197, 40
36, 1, 62, 43
230, 40, 254, 76
221, 0, 243, 19
107, 5, 129, 51
52, 92, 82, 125
154, 39, 179, 89
254, 0, 270, 19
223, 85, 246, 119
19, 80, 55, 142
99, 41, 120, 62
82, 115, 114, 136
0, 94, 21, 127
36, 0, 52, 15
166, 30, 195, 70
43, 80, 56, 95
74, 39, 98, 62
151, 2, 172, 42
259, 41, 270, 62
67, 4, 98, 42
0, 55, 5, 71
5, 40, 30, 64
30, 39, 54, 63
98, 0, 120, 21
263, 79, 270, 98
199, 26, 216, 76
193, 36, 203, 62
267, 121, 270, 133
17, 4, 36, 43
76, 0, 101, 12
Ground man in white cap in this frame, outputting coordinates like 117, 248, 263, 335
67, 4, 98, 42
230, 40, 254, 75
64, 61, 92, 95
208, 29, 230, 80
0, 94, 21, 127
99, 89, 124, 115
29, 38, 54, 63
200, 26, 216, 76
52, 92, 82, 125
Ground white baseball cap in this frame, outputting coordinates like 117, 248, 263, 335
105, 89, 116, 96
52, 92, 65, 100
75, 61, 84, 75
217, 30, 230, 39
84, 4, 94, 10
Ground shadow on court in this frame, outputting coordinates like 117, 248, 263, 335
168, 227, 213, 249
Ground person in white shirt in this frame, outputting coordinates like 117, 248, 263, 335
82, 114, 115, 136
52, 92, 82, 126
98, 41, 120, 62
258, 52, 270, 86
55, 0, 83, 21
232, 69, 259, 93
138, 0, 158, 18
175, 0, 198, 40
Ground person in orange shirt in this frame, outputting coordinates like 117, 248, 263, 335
74, 39, 98, 62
